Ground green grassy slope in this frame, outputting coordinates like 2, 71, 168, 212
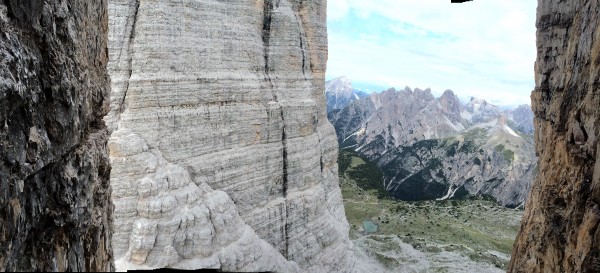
339, 149, 523, 271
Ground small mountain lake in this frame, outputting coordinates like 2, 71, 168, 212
362, 220, 378, 234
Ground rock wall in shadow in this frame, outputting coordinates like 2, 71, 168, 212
0, 0, 113, 271
509, 1, 600, 272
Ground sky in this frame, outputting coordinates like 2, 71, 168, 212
326, 0, 537, 106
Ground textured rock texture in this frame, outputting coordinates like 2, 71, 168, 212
0, 0, 113, 271
509, 1, 600, 272
329, 87, 536, 207
107, 0, 354, 271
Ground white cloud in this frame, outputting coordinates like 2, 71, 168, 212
327, 0, 350, 21
326, 0, 537, 106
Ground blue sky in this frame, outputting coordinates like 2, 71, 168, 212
326, 0, 537, 106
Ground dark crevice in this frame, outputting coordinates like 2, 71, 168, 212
320, 155, 323, 172
284, 203, 290, 259
3, 0, 43, 29
118, 0, 140, 115
299, 33, 306, 79
281, 125, 288, 197
575, 112, 589, 142
280, 108, 289, 259
2, 0, 13, 19
293, 3, 307, 79
263, 0, 290, 260
262, 0, 273, 77
261, 0, 287, 198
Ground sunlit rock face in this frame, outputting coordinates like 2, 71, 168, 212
509, 1, 600, 272
107, 0, 354, 271
0, 0, 112, 271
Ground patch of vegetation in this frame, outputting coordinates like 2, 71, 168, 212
459, 140, 479, 154
446, 141, 459, 157
339, 150, 523, 271
463, 128, 488, 143
494, 144, 514, 163
494, 144, 505, 152
473, 157, 482, 166
502, 149, 514, 163
339, 149, 389, 199
338, 150, 352, 173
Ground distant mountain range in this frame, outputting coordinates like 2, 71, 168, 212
325, 76, 369, 112
326, 76, 536, 208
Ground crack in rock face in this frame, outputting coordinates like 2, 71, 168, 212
107, 0, 354, 272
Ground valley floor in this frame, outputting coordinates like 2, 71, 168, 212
341, 152, 523, 272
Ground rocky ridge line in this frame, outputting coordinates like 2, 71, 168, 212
328, 84, 536, 207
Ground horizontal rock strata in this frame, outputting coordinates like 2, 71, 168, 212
107, 0, 354, 272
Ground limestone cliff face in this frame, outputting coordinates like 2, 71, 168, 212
0, 0, 112, 271
107, 0, 353, 271
509, 1, 600, 272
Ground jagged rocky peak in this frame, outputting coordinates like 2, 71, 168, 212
509, 104, 534, 135
509, 1, 600, 272
326, 76, 353, 94
438, 89, 462, 123
439, 89, 460, 105
328, 85, 536, 207
331, 85, 467, 156
0, 0, 112, 271
107, 0, 354, 272
464, 96, 502, 123
325, 76, 367, 113
413, 87, 435, 100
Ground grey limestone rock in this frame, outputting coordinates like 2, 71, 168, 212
107, 0, 354, 272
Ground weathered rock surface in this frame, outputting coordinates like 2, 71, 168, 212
329, 86, 536, 207
0, 0, 113, 271
509, 1, 600, 272
107, 0, 354, 271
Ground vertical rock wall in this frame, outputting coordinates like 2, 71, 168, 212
107, 0, 354, 271
0, 0, 113, 271
509, 1, 600, 272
